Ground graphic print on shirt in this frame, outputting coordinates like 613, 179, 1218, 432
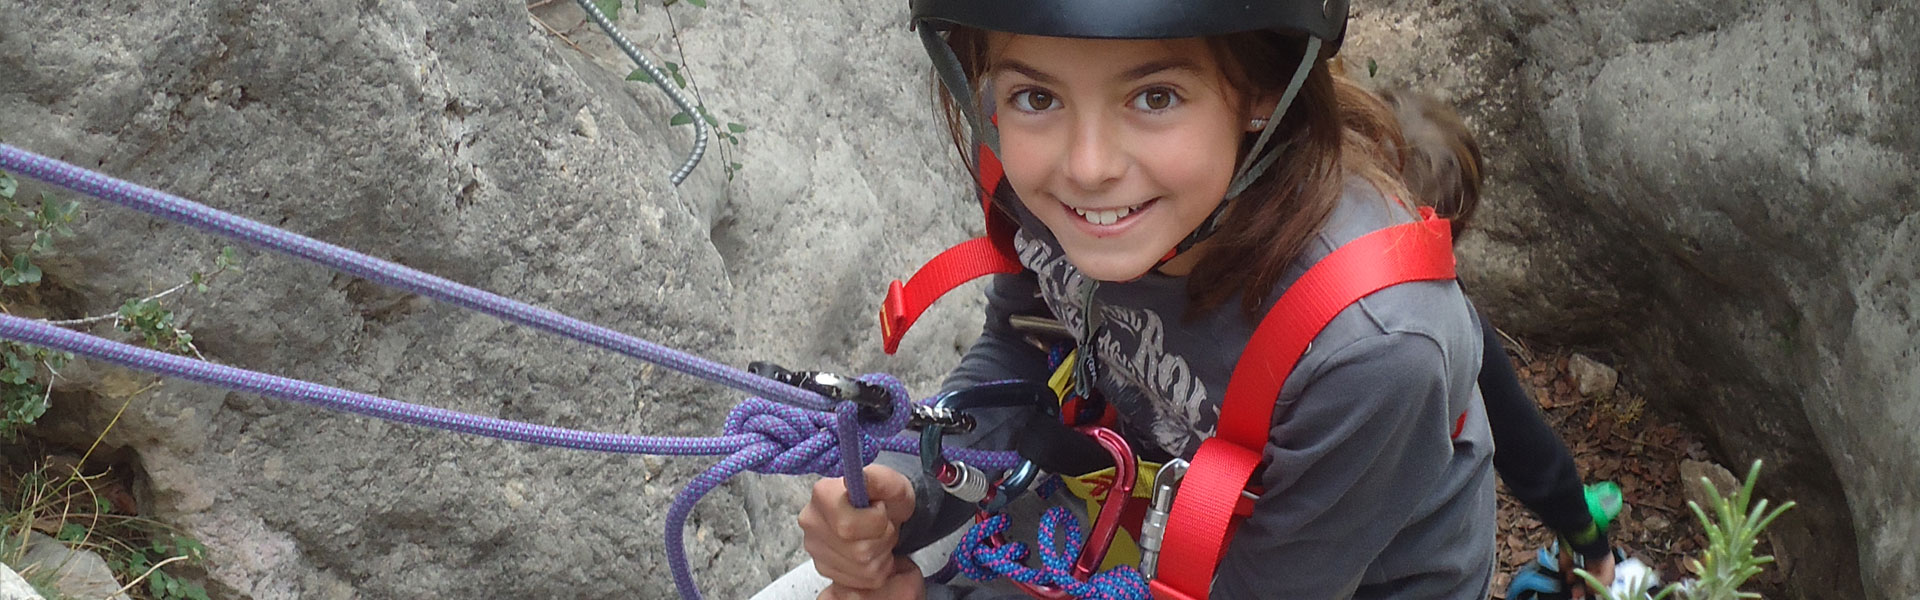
1015, 229, 1216, 457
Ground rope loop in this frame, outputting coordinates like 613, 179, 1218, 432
718, 373, 911, 478
950, 507, 1149, 600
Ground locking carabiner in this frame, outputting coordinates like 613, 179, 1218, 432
1137, 458, 1188, 580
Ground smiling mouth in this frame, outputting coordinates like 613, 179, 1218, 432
1070, 199, 1156, 226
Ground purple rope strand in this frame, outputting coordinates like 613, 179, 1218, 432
0, 144, 833, 412
0, 143, 1029, 598
0, 314, 755, 454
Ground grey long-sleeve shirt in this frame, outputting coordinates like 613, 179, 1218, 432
891, 180, 1496, 599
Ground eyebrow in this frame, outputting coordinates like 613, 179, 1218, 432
990, 58, 1204, 85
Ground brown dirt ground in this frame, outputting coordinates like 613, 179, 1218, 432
1489, 340, 1789, 598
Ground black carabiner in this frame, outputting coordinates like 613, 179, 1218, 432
915, 380, 1058, 506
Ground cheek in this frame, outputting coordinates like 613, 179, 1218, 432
997, 133, 1054, 200
1158, 126, 1242, 194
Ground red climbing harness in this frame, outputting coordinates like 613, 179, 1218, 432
882, 144, 1463, 599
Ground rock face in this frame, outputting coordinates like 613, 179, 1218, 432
1, 1, 981, 598
5, 0, 1914, 598
1348, 0, 1916, 597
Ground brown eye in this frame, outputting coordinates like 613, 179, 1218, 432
1016, 90, 1057, 112
1134, 89, 1179, 111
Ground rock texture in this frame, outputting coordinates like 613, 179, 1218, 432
1, 1, 979, 598
0, 561, 44, 600
1347, 0, 1916, 597
4, 0, 1914, 598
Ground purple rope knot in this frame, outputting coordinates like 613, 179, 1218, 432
717, 398, 868, 477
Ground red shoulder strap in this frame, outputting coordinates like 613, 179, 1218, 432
1149, 211, 1456, 600
880, 144, 1022, 354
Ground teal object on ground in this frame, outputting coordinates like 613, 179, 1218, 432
1586, 481, 1624, 532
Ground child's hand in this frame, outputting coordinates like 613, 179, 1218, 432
818, 556, 927, 600
1559, 548, 1618, 599
798, 464, 917, 591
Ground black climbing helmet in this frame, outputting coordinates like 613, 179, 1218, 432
910, 0, 1348, 51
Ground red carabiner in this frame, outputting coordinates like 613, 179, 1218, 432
975, 425, 1139, 599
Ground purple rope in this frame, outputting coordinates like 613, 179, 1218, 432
0, 144, 834, 413
0, 143, 1029, 598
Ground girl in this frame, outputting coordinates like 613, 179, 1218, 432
800, 2, 1496, 598
1382, 86, 1618, 596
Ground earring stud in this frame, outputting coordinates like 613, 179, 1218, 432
1249, 118, 1268, 131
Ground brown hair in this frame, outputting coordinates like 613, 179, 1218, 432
936, 29, 1411, 318
1378, 87, 1482, 239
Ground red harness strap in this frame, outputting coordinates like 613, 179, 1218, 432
881, 144, 1023, 354
1149, 211, 1457, 600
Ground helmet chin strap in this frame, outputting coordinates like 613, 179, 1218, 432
1148, 36, 1322, 275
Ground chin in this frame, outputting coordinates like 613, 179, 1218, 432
1062, 251, 1156, 283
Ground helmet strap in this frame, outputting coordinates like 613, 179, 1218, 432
1149, 36, 1322, 275
920, 27, 1000, 156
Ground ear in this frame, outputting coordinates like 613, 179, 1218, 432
1246, 96, 1281, 131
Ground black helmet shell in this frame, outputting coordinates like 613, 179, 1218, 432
911, 0, 1347, 49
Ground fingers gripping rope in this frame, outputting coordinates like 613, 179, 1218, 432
952, 507, 1150, 600
656, 374, 917, 600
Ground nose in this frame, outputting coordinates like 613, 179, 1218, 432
1064, 112, 1126, 191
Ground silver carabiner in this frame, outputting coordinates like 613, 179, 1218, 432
1137, 458, 1188, 580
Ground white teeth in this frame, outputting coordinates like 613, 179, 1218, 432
1072, 204, 1139, 226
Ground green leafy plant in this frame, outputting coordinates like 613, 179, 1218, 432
0, 170, 223, 599
1, 168, 242, 442
0, 169, 78, 441
1578, 460, 1795, 600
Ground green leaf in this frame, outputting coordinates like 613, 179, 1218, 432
668, 112, 694, 127
58, 523, 87, 542
31, 231, 52, 254
176, 536, 207, 560
592, 0, 622, 19
0, 172, 15, 199
726, 122, 746, 133
729, 162, 743, 170
1366, 57, 1379, 78
686, 0, 707, 7
7, 253, 36, 285
626, 68, 655, 83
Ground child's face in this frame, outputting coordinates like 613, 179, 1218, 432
987, 34, 1251, 281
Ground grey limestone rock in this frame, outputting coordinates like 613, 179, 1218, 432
1347, 0, 1916, 596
